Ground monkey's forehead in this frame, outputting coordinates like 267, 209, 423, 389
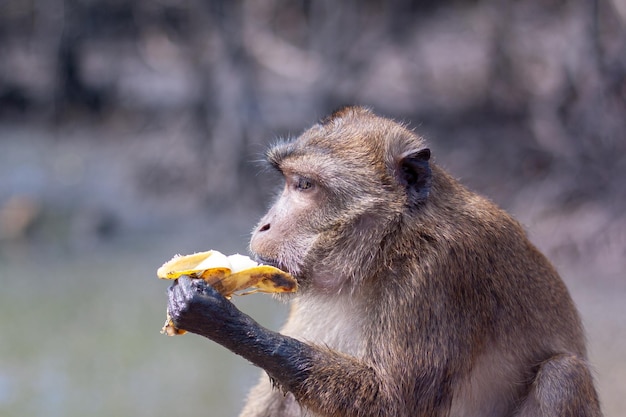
266, 140, 360, 178
267, 129, 380, 168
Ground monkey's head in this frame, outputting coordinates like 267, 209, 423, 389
250, 107, 433, 294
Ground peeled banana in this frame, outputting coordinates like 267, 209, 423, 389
158, 250, 297, 336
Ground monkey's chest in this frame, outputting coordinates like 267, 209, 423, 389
280, 295, 368, 358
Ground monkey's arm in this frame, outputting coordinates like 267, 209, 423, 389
168, 276, 388, 416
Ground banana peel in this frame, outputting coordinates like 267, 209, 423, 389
158, 250, 297, 336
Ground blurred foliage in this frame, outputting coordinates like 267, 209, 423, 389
1, 0, 625, 282
1, 0, 625, 208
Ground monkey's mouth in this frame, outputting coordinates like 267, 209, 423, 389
254, 255, 294, 276
253, 254, 313, 293
252, 253, 309, 290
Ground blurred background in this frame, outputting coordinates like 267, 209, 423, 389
0, 0, 625, 416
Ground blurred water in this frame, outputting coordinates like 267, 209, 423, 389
0, 228, 290, 417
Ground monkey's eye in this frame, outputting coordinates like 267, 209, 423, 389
295, 177, 314, 191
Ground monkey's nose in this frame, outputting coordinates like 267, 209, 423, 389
258, 223, 270, 232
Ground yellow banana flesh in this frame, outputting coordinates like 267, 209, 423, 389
157, 250, 231, 280
158, 250, 297, 336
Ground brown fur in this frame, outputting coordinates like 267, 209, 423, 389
238, 107, 602, 416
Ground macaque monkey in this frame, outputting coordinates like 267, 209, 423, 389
167, 106, 602, 416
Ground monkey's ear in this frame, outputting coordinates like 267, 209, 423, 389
397, 148, 432, 205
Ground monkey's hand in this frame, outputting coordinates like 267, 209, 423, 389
167, 276, 245, 342
167, 276, 310, 387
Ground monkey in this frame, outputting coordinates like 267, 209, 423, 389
167, 106, 602, 417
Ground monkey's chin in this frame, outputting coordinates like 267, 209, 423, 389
252, 254, 308, 289
252, 254, 281, 270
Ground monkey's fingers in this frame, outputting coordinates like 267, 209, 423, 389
161, 313, 186, 336
163, 276, 198, 336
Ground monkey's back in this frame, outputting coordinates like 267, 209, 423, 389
384, 168, 588, 415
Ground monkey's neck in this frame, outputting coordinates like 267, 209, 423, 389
283, 292, 370, 358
